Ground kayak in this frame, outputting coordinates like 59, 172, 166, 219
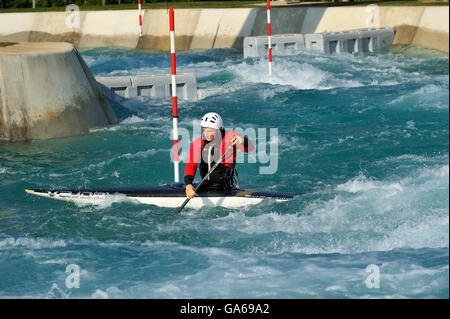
25, 183, 298, 209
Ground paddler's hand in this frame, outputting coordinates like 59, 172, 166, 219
231, 135, 243, 145
186, 184, 196, 199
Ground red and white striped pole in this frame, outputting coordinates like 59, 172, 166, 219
169, 6, 179, 183
138, 0, 143, 38
266, 0, 273, 76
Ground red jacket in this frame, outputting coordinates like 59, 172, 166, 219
184, 129, 254, 185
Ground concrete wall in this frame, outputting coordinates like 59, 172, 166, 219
0, 6, 448, 52
79, 10, 139, 48
0, 42, 118, 141
412, 6, 449, 52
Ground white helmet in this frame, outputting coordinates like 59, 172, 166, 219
201, 112, 223, 130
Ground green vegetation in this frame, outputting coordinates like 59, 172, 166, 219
0, 42, 18, 47
0, 1, 262, 11
0, 0, 447, 12
354, 0, 449, 6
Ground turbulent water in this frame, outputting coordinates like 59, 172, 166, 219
0, 45, 448, 298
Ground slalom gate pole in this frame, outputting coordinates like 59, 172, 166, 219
266, 0, 273, 76
170, 6, 180, 183
138, 0, 143, 38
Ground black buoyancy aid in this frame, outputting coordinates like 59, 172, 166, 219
199, 130, 236, 186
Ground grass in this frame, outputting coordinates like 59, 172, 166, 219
0, 42, 18, 47
0, 1, 262, 12
353, 0, 449, 6
0, 0, 447, 12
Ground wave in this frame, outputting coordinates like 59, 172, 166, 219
86, 148, 167, 171
388, 84, 449, 109
0, 236, 67, 250
0, 233, 446, 298
230, 59, 363, 90
336, 172, 403, 193
120, 115, 147, 124
158, 160, 448, 255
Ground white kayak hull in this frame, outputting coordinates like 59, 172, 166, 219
25, 183, 296, 209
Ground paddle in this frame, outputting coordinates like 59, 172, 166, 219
175, 139, 237, 214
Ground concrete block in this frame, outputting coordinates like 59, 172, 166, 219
356, 28, 395, 52
96, 73, 198, 102
243, 34, 305, 58
305, 28, 394, 54
0, 42, 118, 142
305, 30, 360, 54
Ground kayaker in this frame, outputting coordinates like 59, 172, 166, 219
184, 112, 255, 199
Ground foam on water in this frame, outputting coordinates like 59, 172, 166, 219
231, 58, 363, 90
0, 236, 67, 250
0, 236, 445, 298
389, 83, 449, 109
120, 115, 147, 124
198, 166, 446, 253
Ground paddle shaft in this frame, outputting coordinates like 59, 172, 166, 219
175, 141, 237, 214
